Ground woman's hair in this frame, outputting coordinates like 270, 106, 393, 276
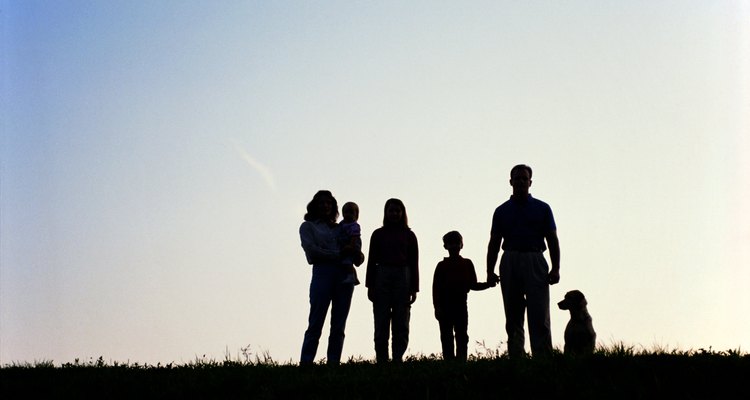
304, 190, 339, 223
382, 198, 408, 228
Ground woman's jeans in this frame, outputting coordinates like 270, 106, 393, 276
300, 263, 354, 364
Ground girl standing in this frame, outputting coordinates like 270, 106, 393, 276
365, 198, 419, 363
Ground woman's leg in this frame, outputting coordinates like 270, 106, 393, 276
300, 266, 334, 364
327, 274, 354, 364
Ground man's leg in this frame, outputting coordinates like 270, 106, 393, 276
527, 253, 552, 357
500, 252, 527, 358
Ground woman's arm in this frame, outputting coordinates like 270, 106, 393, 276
299, 221, 339, 264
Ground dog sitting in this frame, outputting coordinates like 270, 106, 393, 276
558, 290, 596, 356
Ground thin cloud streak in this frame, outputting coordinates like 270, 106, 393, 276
232, 142, 277, 192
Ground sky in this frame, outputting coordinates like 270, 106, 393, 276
2, 1, 748, 366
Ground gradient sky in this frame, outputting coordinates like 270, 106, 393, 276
2, 1, 748, 365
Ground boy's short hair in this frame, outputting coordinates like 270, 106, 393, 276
442, 230, 462, 245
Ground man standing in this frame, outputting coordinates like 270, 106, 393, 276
486, 164, 560, 358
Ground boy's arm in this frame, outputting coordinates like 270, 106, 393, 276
470, 281, 494, 290
468, 259, 496, 291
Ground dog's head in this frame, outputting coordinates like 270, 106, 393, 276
558, 290, 588, 310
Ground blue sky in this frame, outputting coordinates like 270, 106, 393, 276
2, 0, 748, 365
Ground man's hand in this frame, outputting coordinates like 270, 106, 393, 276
434, 308, 442, 320
409, 292, 417, 305
547, 269, 560, 285
367, 288, 375, 302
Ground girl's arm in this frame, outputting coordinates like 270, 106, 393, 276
408, 231, 419, 297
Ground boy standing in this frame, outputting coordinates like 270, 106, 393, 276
432, 231, 496, 361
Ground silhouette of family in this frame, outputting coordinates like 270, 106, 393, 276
298, 164, 560, 365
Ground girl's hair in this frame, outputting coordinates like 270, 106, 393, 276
382, 198, 408, 228
304, 190, 339, 223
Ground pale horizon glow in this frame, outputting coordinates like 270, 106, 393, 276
2, 1, 749, 365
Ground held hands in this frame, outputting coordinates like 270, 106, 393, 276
487, 272, 500, 286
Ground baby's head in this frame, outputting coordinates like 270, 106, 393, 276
442, 230, 463, 253
342, 202, 359, 223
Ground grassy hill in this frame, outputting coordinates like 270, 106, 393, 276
2, 346, 748, 399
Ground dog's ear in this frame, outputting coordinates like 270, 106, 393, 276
570, 290, 588, 308
575, 291, 588, 307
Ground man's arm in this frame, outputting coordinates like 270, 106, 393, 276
486, 233, 502, 283
545, 230, 560, 285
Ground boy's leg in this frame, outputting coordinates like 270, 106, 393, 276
455, 304, 469, 361
437, 316, 455, 360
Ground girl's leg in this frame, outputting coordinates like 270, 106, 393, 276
391, 302, 411, 362
372, 300, 391, 363
390, 266, 411, 362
